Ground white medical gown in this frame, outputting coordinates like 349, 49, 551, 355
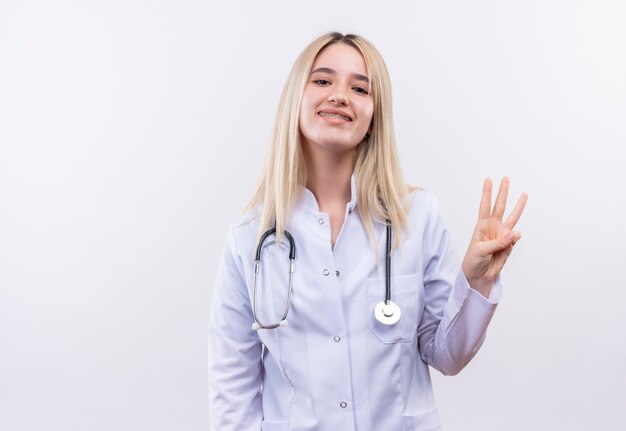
208, 178, 501, 431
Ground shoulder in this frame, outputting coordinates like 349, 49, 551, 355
222, 206, 263, 259
406, 188, 443, 220
230, 206, 262, 233
403, 188, 451, 239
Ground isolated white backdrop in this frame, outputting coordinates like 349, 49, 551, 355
1, 1, 625, 430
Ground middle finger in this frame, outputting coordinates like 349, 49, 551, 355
492, 177, 510, 220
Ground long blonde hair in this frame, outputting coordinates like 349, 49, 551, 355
247, 32, 413, 250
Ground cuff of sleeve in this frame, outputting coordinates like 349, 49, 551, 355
454, 270, 502, 305
443, 270, 500, 330
486, 275, 503, 303
457, 272, 502, 304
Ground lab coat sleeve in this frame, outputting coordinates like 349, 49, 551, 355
417, 196, 502, 376
208, 226, 263, 431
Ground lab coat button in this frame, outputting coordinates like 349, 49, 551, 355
323, 268, 330, 276
339, 401, 347, 408
335, 270, 340, 277
334, 336, 341, 342
318, 218, 324, 225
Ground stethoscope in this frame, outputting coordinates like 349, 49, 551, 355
251, 222, 401, 330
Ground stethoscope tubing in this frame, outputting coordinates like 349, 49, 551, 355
252, 221, 399, 330
385, 222, 392, 304
252, 227, 296, 330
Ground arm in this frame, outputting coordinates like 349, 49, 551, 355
417, 179, 526, 375
416, 196, 499, 375
208, 227, 263, 431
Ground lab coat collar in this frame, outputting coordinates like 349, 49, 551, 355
300, 174, 358, 215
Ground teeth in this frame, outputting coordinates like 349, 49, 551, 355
320, 112, 351, 121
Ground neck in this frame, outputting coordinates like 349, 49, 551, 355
303, 144, 354, 212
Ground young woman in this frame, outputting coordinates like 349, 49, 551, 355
208, 32, 527, 431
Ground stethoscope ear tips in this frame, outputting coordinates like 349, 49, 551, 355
252, 322, 261, 331
374, 301, 401, 325
279, 319, 289, 327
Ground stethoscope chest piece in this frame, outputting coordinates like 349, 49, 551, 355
374, 300, 401, 325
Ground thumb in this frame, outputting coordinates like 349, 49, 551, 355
478, 232, 517, 255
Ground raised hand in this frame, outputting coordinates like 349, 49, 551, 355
461, 177, 528, 297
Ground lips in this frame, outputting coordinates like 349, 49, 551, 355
318, 109, 352, 122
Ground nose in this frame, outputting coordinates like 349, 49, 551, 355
328, 89, 349, 106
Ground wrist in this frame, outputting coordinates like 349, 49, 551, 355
466, 276, 494, 298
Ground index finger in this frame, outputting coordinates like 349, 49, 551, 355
492, 177, 510, 220
478, 177, 493, 220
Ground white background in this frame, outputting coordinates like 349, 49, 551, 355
1, 1, 625, 430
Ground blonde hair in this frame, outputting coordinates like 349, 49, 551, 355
247, 32, 413, 250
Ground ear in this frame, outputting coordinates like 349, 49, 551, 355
365, 123, 372, 140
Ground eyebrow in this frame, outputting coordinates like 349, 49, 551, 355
310, 67, 369, 84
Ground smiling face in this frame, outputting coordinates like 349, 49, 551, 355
299, 43, 374, 155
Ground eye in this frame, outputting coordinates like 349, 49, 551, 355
353, 86, 369, 95
314, 79, 331, 86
